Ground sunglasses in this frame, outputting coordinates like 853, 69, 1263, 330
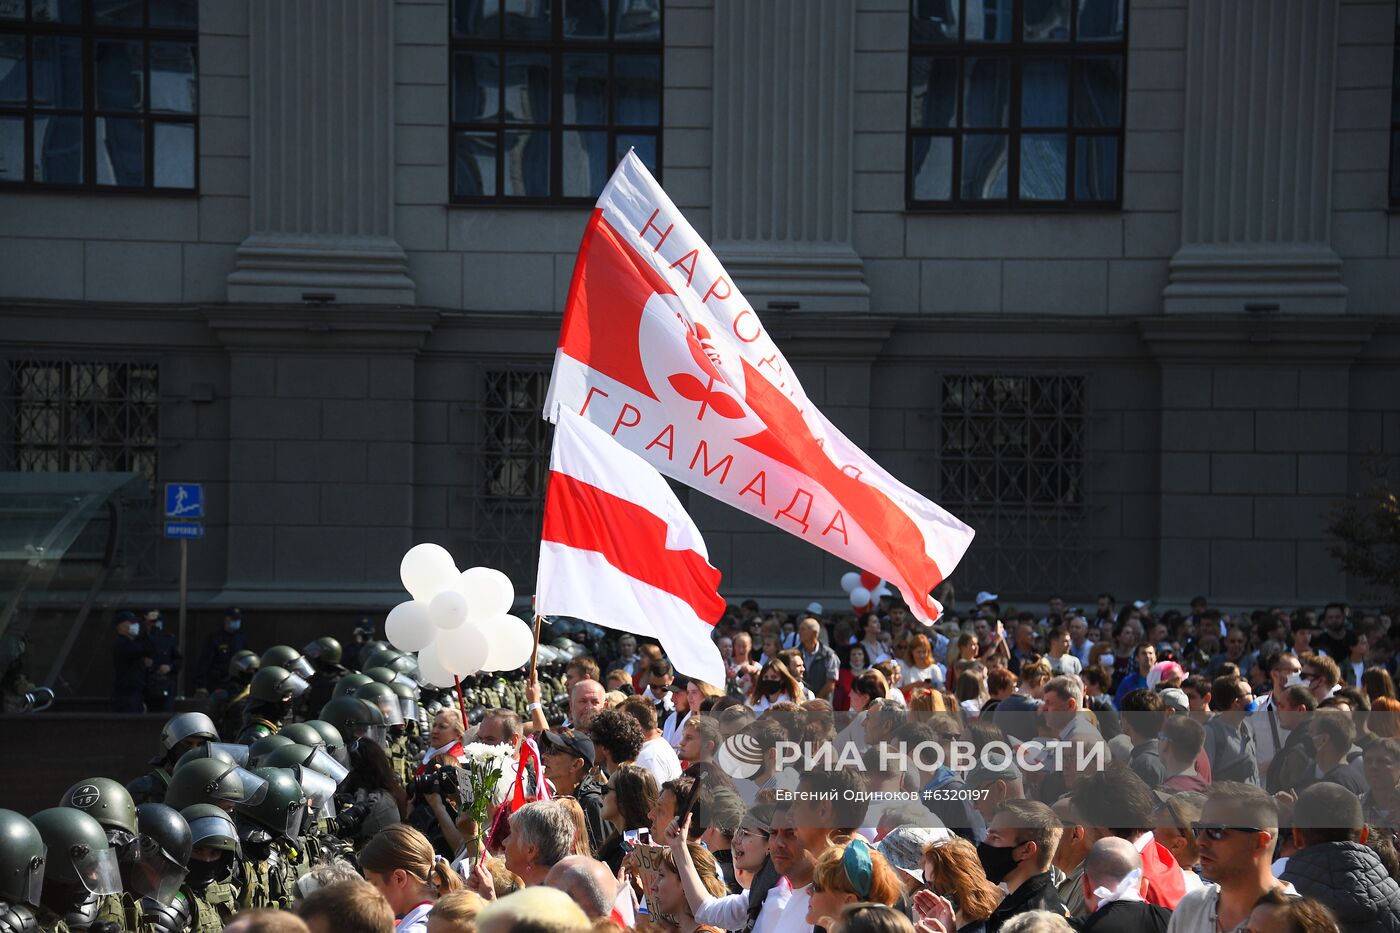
1191, 823, 1262, 840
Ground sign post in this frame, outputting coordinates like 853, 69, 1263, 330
164, 483, 204, 698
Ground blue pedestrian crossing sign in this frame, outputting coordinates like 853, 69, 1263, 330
165, 483, 204, 519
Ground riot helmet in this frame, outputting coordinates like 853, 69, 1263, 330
301, 720, 348, 766
164, 759, 269, 812
29, 808, 121, 898
302, 636, 343, 667
354, 682, 406, 727
248, 665, 310, 704
0, 809, 46, 907
318, 696, 387, 749
228, 650, 260, 680
248, 733, 295, 766
125, 804, 190, 905
261, 743, 349, 787
259, 646, 315, 681
157, 712, 218, 756
332, 673, 374, 699
276, 722, 326, 750
233, 768, 306, 841
60, 778, 137, 857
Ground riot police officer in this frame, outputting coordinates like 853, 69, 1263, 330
232, 768, 307, 910
193, 609, 246, 699
59, 779, 141, 932
235, 666, 310, 744
179, 805, 243, 932
140, 612, 182, 714
317, 696, 388, 751
127, 804, 191, 933
302, 637, 348, 713
0, 809, 46, 933
211, 651, 261, 740
331, 673, 373, 700
354, 682, 410, 783
163, 758, 269, 814
126, 712, 220, 805
30, 807, 122, 933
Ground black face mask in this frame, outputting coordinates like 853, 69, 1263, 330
186, 853, 232, 888
976, 841, 1020, 885
759, 680, 782, 696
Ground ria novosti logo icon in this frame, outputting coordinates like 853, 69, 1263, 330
717, 732, 766, 779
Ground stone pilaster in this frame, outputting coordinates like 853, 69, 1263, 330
227, 0, 414, 304
711, 0, 868, 312
1164, 0, 1345, 314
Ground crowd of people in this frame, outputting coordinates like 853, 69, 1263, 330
7, 589, 1400, 933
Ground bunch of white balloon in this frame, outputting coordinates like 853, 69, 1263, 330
384, 543, 536, 687
839, 570, 893, 611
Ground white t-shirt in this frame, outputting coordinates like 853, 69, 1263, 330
772, 882, 814, 933
396, 902, 433, 933
636, 735, 683, 784
694, 881, 793, 933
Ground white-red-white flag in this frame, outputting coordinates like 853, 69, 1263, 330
545, 152, 974, 625
536, 405, 726, 687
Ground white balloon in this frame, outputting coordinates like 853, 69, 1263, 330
849, 586, 872, 609
873, 584, 893, 600
429, 589, 469, 630
385, 600, 435, 652
415, 644, 458, 688
840, 572, 861, 594
460, 567, 515, 618
437, 623, 489, 676
481, 615, 535, 671
400, 543, 460, 603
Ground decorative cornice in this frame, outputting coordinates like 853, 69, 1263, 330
201, 304, 441, 353
1137, 314, 1374, 362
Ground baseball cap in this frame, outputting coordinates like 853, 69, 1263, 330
975, 591, 999, 607
669, 675, 690, 693
1158, 688, 1189, 713
542, 729, 595, 767
878, 826, 951, 884
805, 602, 824, 616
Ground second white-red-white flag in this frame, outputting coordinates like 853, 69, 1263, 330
536, 405, 726, 687
546, 152, 974, 624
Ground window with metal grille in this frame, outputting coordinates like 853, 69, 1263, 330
1, 359, 159, 488
0, 0, 199, 190
906, 0, 1126, 209
474, 368, 552, 580
940, 373, 1086, 593
449, 0, 662, 203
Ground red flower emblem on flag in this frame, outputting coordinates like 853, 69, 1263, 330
668, 322, 745, 421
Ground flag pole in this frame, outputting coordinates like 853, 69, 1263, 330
528, 612, 543, 682
453, 675, 468, 724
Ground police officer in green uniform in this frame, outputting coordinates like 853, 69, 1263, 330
234, 666, 310, 745
259, 646, 316, 719
301, 720, 350, 768
232, 768, 307, 910
355, 682, 411, 784
0, 809, 47, 933
163, 757, 269, 814
331, 672, 373, 700
126, 712, 220, 806
178, 806, 243, 933
30, 807, 123, 933
260, 744, 351, 864
59, 779, 142, 932
302, 637, 348, 713
247, 735, 295, 767
127, 804, 191, 933
210, 650, 261, 740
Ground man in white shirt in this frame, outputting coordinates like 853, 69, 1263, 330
622, 695, 682, 785
768, 803, 816, 933
1166, 783, 1294, 933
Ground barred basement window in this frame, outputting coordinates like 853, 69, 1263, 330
1, 359, 159, 487
475, 368, 552, 581
0, 0, 199, 190
940, 373, 1086, 593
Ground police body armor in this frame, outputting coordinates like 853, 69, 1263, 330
138, 892, 190, 933
91, 894, 139, 932
33, 907, 72, 933
0, 903, 39, 933
59, 894, 101, 932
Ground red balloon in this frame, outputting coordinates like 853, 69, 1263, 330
859, 571, 880, 591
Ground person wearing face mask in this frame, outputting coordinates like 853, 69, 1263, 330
141, 611, 183, 714
981, 800, 1067, 933
180, 804, 247, 932
919, 835, 1004, 933
194, 609, 247, 699
748, 659, 801, 712
31, 807, 125, 933
60, 778, 145, 932
112, 610, 153, 714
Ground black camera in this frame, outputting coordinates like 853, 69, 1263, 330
409, 762, 467, 799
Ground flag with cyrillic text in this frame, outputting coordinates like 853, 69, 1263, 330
536, 404, 727, 687
545, 152, 974, 625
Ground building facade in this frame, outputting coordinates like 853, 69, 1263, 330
2, 0, 1399, 645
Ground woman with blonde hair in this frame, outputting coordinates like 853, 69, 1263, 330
554, 797, 594, 857
649, 839, 731, 933
359, 824, 462, 933
807, 838, 903, 930
920, 836, 1003, 933
749, 658, 802, 711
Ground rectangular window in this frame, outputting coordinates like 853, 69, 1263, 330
907, 0, 1125, 209
449, 0, 662, 203
1, 359, 160, 488
1390, 1, 1399, 205
0, 0, 197, 190
939, 373, 1086, 593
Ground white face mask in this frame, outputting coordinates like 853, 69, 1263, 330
126, 622, 141, 636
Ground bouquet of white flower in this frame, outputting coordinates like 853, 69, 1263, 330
458, 742, 514, 830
